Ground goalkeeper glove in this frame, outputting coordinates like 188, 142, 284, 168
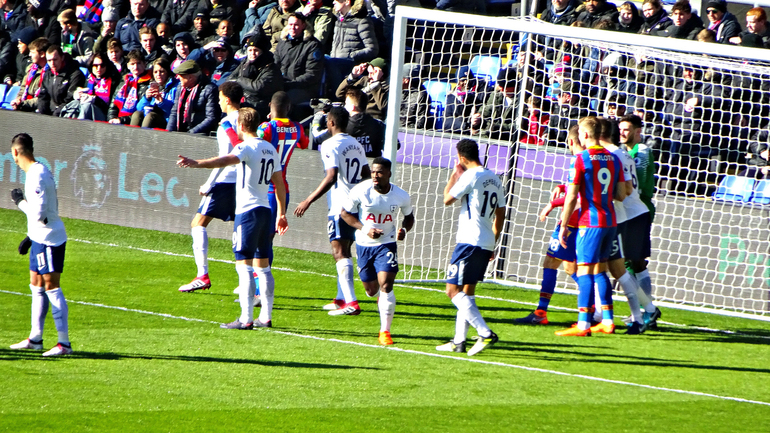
18, 236, 31, 255
11, 188, 24, 206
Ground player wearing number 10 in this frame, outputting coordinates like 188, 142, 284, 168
437, 139, 505, 356
556, 117, 627, 337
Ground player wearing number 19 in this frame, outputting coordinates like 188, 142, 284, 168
177, 108, 288, 329
341, 157, 415, 345
437, 139, 505, 356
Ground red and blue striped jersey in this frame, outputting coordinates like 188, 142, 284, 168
257, 118, 309, 194
569, 146, 622, 228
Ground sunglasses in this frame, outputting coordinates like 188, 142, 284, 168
92, 63, 105, 68
706, 9, 719, 14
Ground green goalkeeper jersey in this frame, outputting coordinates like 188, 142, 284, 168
628, 142, 656, 220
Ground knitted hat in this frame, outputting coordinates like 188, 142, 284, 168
101, 7, 120, 22
706, 1, 727, 13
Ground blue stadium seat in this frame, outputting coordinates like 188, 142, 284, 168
468, 55, 502, 85
422, 80, 452, 130
712, 175, 755, 203
0, 85, 21, 110
750, 179, 770, 205
80, 67, 89, 79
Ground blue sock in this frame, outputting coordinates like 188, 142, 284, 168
576, 274, 594, 323
537, 268, 558, 311
570, 273, 578, 284
596, 272, 613, 321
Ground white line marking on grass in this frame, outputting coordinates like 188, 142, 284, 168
2, 288, 768, 407
2, 227, 769, 340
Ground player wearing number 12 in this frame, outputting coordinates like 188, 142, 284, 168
341, 157, 415, 345
556, 117, 627, 337
437, 139, 505, 356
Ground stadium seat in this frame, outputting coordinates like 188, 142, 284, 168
0, 85, 20, 110
712, 175, 755, 203
750, 179, 770, 205
422, 80, 452, 130
80, 66, 89, 79
468, 55, 502, 85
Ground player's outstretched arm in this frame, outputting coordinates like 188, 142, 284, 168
294, 167, 338, 218
177, 155, 240, 169
398, 213, 415, 240
270, 171, 289, 235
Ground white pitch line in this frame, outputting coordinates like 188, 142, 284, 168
2, 288, 769, 407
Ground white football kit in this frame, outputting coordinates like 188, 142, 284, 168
344, 180, 413, 247
320, 133, 368, 216
19, 162, 66, 246
449, 166, 505, 251
229, 137, 282, 214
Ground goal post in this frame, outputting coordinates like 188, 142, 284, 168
386, 6, 770, 321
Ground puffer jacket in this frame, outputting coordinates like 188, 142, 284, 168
274, 27, 324, 91
231, 51, 284, 109
330, 0, 378, 62
712, 12, 742, 44
262, 0, 302, 50
167, 75, 221, 134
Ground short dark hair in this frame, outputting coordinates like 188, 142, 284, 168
28, 37, 50, 53
597, 117, 615, 140
327, 107, 349, 131
456, 139, 480, 163
270, 91, 291, 117
46, 44, 64, 56
238, 107, 260, 134
12, 133, 34, 156
372, 157, 391, 171
345, 87, 367, 112
620, 114, 643, 129
107, 38, 123, 52
291, 12, 307, 23
139, 26, 157, 38
126, 49, 146, 64
219, 81, 244, 106
671, 0, 691, 14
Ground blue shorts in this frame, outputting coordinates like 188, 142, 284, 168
623, 213, 652, 261
576, 226, 617, 265
609, 221, 627, 261
30, 241, 66, 274
546, 223, 577, 263
197, 183, 236, 222
268, 191, 289, 233
233, 206, 273, 261
328, 213, 357, 242
356, 243, 399, 282
446, 243, 493, 286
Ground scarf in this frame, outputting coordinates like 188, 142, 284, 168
176, 83, 199, 132
87, 75, 113, 104
22, 63, 48, 99
114, 72, 151, 117
78, 0, 104, 24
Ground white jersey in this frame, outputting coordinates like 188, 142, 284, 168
608, 144, 648, 221
19, 162, 66, 246
229, 137, 282, 214
606, 144, 629, 224
344, 180, 413, 247
204, 111, 239, 187
320, 133, 368, 217
449, 166, 504, 251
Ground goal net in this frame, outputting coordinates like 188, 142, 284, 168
385, 6, 770, 320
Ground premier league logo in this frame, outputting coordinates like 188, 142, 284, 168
71, 144, 112, 208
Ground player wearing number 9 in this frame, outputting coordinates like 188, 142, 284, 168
437, 139, 505, 356
556, 116, 627, 337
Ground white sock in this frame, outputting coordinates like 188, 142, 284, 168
452, 293, 491, 338
336, 258, 356, 303
256, 267, 275, 324
29, 285, 47, 342
335, 282, 343, 300
236, 264, 255, 324
636, 270, 656, 313
378, 290, 395, 332
192, 226, 208, 277
618, 272, 643, 324
453, 309, 469, 344
45, 288, 69, 346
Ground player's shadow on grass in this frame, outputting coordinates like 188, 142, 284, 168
0, 349, 380, 370
642, 326, 770, 345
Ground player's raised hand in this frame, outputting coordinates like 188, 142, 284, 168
293, 200, 311, 218
11, 188, 24, 205
276, 215, 289, 235
177, 155, 199, 168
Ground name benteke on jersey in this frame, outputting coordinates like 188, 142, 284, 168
275, 126, 297, 133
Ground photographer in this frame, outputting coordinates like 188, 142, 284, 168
311, 88, 387, 157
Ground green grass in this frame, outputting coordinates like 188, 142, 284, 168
1, 208, 769, 432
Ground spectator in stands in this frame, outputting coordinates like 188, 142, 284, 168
742, 131, 770, 179
519, 95, 552, 145
638, 0, 671, 35
298, 0, 334, 52
93, 7, 120, 53
313, 87, 386, 156
69, 51, 122, 120
514, 52, 544, 97
161, 0, 201, 35
229, 33, 282, 117
5, 27, 36, 85
400, 63, 431, 129
115, 0, 162, 52
57, 9, 95, 67
274, 13, 323, 107
138, 26, 164, 64
657, 0, 703, 40
443, 70, 478, 133
326, 0, 378, 96
535, 0, 580, 62
170, 31, 201, 70
107, 37, 127, 72
576, 0, 619, 28
0, 0, 28, 36
10, 36, 49, 111
470, 67, 519, 141
263, 0, 301, 50
192, 11, 214, 45
204, 18, 237, 49
729, 8, 770, 47
617, 2, 643, 33
208, 0, 233, 27
26, 0, 63, 45
335, 57, 387, 120
167, 59, 220, 134
134, 57, 178, 128
240, 0, 272, 44
697, 28, 717, 42
108, 49, 153, 124
597, 51, 635, 113
37, 44, 86, 116
705, 0, 741, 44
546, 80, 591, 146
155, 22, 173, 54
77, 0, 114, 29
50, 0, 75, 16
204, 37, 238, 85
0, 28, 14, 83
435, 0, 485, 14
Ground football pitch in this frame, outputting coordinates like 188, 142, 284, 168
1, 208, 769, 432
